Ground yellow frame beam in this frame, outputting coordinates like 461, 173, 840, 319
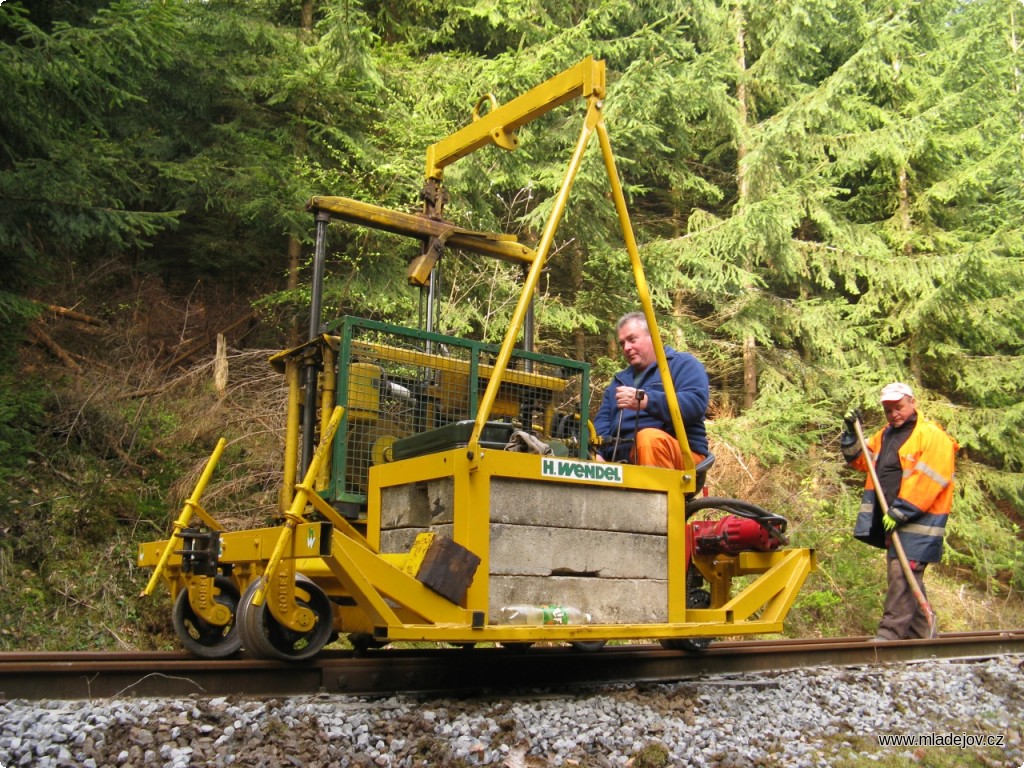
307, 195, 535, 267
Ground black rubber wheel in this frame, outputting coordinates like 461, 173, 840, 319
171, 576, 242, 659
570, 640, 608, 652
237, 574, 335, 661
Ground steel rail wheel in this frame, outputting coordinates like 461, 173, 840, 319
349, 633, 387, 654
571, 641, 607, 652
660, 565, 713, 652
498, 642, 534, 652
237, 574, 335, 661
660, 636, 711, 652
171, 576, 242, 659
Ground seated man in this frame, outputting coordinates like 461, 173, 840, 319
592, 311, 709, 469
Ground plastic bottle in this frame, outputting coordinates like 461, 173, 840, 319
499, 604, 591, 625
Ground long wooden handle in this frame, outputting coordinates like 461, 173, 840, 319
852, 419, 937, 638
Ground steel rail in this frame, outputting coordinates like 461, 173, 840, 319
1, 631, 1021, 701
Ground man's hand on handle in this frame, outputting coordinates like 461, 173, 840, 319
615, 386, 646, 411
843, 408, 862, 433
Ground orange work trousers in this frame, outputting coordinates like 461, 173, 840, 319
632, 428, 704, 470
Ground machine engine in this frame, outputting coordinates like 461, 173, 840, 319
688, 516, 784, 556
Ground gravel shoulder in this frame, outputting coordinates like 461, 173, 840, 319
1, 654, 1022, 767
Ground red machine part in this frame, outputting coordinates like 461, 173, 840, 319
687, 515, 782, 556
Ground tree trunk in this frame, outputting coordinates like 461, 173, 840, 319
898, 164, 913, 256
1011, 4, 1023, 149
288, 0, 315, 347
673, 290, 685, 349
214, 333, 228, 398
743, 335, 756, 410
733, 5, 757, 409
570, 246, 585, 361
734, 8, 749, 207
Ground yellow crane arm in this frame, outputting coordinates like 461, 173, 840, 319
424, 56, 606, 180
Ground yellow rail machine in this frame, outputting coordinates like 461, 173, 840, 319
139, 57, 816, 660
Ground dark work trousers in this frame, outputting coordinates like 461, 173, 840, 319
877, 557, 933, 639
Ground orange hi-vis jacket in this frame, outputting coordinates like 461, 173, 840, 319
846, 417, 959, 563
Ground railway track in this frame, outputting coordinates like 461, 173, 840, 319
2, 630, 1021, 701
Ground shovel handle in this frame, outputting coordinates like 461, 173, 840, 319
852, 417, 937, 638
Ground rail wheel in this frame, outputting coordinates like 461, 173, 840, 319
570, 641, 607, 652
498, 642, 534, 651
349, 633, 387, 654
237, 574, 335, 661
660, 565, 714, 653
660, 636, 711, 652
171, 576, 242, 659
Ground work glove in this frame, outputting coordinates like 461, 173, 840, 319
840, 408, 861, 449
882, 513, 898, 532
843, 408, 863, 434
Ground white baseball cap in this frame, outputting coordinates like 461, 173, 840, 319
879, 382, 914, 403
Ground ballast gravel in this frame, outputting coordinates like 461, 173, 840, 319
1, 654, 1022, 768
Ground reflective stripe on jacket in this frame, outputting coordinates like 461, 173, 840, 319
847, 417, 959, 562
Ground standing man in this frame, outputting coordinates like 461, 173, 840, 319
592, 312, 709, 469
841, 382, 959, 640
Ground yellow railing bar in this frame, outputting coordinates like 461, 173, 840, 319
251, 406, 344, 607
467, 95, 604, 461
348, 340, 569, 391
596, 120, 691, 469
139, 437, 227, 597
280, 360, 301, 511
